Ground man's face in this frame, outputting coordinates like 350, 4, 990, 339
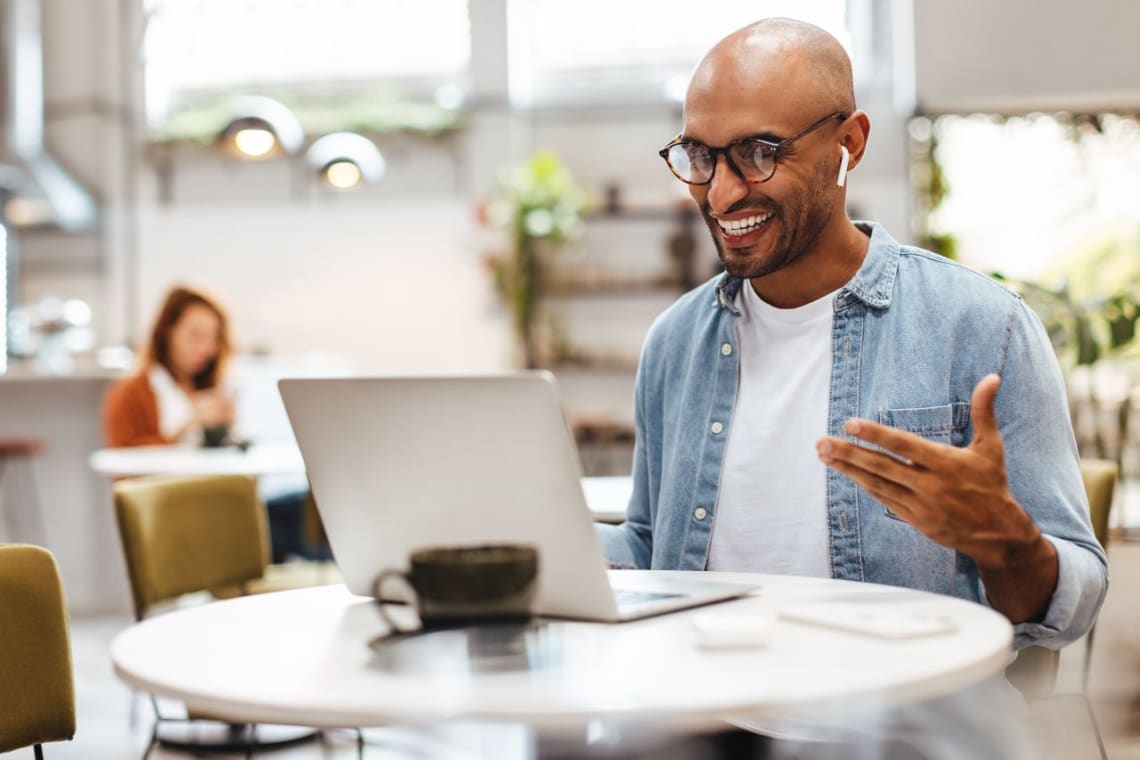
682, 70, 839, 280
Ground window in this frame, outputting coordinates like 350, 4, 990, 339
919, 113, 1140, 282
508, 0, 851, 107
144, 0, 471, 128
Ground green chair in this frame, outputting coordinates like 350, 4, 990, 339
1004, 458, 1114, 759
1078, 458, 1116, 760
0, 544, 76, 759
113, 474, 338, 759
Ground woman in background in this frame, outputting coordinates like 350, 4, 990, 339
104, 285, 234, 447
104, 285, 321, 562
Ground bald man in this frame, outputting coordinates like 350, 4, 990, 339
596, 19, 1106, 650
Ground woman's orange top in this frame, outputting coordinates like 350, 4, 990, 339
103, 371, 172, 447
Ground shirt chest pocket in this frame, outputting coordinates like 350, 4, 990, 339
875, 402, 970, 521
877, 402, 970, 446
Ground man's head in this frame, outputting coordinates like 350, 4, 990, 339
673, 18, 870, 283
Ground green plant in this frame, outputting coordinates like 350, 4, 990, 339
993, 228, 1140, 367
909, 117, 958, 260
480, 150, 590, 368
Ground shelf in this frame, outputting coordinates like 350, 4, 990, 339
584, 204, 698, 222
547, 276, 685, 296
544, 353, 640, 372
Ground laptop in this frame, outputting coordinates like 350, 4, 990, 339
278, 372, 756, 622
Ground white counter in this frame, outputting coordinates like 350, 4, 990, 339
0, 370, 130, 614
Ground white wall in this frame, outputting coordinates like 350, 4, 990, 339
135, 198, 515, 374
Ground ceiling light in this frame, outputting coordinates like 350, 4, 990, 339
324, 160, 362, 189
218, 96, 304, 160
305, 133, 386, 189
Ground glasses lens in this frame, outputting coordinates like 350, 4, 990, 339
667, 143, 713, 184
731, 141, 777, 182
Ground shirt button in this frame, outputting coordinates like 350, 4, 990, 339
721, 343, 733, 356
710, 422, 724, 435
694, 507, 708, 521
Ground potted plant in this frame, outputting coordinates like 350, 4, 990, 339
479, 150, 590, 368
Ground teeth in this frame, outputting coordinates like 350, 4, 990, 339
717, 213, 772, 235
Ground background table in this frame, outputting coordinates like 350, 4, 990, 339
89, 442, 306, 477
111, 572, 1013, 733
90, 444, 632, 522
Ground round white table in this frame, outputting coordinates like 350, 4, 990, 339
89, 444, 632, 523
110, 572, 1013, 732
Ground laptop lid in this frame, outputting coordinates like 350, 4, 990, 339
279, 372, 624, 620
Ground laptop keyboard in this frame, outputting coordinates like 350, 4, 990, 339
612, 589, 685, 607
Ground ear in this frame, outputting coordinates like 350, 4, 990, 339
840, 111, 871, 172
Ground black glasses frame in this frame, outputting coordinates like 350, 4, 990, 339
659, 111, 848, 185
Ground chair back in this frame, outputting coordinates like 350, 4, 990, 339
113, 474, 269, 619
1079, 458, 1117, 550
1005, 458, 1118, 700
0, 544, 76, 753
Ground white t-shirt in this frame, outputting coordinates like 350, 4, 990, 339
707, 281, 837, 576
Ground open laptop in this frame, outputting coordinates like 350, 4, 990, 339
278, 372, 756, 622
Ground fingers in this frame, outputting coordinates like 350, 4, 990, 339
820, 448, 919, 518
839, 419, 945, 469
817, 436, 923, 488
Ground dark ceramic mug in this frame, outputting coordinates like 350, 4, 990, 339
201, 424, 230, 448
372, 543, 539, 634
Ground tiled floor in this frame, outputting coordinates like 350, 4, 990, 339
6, 526, 1140, 759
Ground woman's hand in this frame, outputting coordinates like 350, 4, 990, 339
189, 389, 235, 428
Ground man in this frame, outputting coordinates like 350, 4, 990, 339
596, 18, 1106, 650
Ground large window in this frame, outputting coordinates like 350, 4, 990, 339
920, 113, 1140, 283
508, 0, 851, 107
144, 0, 471, 128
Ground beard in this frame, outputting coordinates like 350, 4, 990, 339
705, 156, 835, 280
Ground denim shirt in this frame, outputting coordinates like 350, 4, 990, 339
597, 222, 1108, 649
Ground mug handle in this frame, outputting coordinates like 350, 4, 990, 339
372, 569, 420, 635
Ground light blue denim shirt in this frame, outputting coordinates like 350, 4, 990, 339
597, 222, 1108, 649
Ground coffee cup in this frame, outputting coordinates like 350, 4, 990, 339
372, 543, 539, 634
201, 424, 230, 448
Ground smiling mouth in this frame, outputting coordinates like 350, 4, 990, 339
716, 212, 773, 237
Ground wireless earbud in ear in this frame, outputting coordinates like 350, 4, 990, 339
836, 145, 850, 188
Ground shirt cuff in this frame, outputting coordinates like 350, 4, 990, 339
1008, 535, 1108, 650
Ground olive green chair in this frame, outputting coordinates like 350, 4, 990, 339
1004, 458, 1115, 759
113, 474, 340, 759
0, 544, 76, 759
113, 474, 338, 616
1078, 458, 1116, 760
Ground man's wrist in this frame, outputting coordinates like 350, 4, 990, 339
966, 505, 1046, 573
976, 528, 1059, 624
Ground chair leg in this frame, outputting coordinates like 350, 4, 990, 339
142, 728, 158, 760
142, 696, 162, 760
358, 728, 365, 759
245, 722, 257, 758
1085, 694, 1108, 760
1083, 624, 1098, 692
34, 744, 44, 760
15, 453, 49, 547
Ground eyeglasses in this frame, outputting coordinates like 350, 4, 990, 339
658, 112, 847, 185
